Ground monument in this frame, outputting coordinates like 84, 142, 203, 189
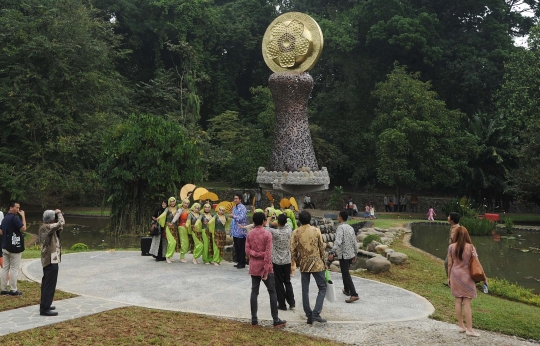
256, 12, 330, 194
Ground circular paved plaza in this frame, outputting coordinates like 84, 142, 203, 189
24, 251, 434, 323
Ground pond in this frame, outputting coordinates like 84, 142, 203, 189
24, 213, 140, 250
410, 223, 540, 294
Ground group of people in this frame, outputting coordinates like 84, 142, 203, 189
1, 201, 65, 317
383, 194, 416, 212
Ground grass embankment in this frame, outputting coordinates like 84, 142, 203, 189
62, 207, 110, 216
352, 232, 540, 340
0, 281, 76, 313
1, 307, 345, 346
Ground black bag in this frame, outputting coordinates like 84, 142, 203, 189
5, 216, 25, 253
149, 222, 161, 237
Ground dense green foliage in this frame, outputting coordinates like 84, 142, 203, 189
1, 0, 540, 230
459, 217, 496, 236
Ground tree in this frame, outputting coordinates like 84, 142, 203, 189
0, 0, 128, 205
98, 114, 203, 235
512, 122, 540, 202
371, 63, 477, 194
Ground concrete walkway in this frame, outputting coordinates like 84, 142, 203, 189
20, 251, 433, 324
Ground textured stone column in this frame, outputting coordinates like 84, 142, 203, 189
268, 72, 319, 172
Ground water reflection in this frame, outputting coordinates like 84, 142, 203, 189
410, 223, 540, 293
24, 213, 140, 250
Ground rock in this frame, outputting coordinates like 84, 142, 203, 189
384, 249, 395, 255
366, 241, 381, 252
388, 227, 400, 233
358, 249, 379, 258
366, 256, 391, 273
332, 261, 340, 266
226, 235, 234, 246
388, 252, 408, 264
327, 242, 334, 249
329, 264, 341, 273
357, 234, 368, 242
322, 234, 327, 242
224, 245, 233, 253
375, 245, 389, 254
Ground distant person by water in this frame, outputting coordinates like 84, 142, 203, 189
427, 206, 436, 221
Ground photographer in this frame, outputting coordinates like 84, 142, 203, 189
0, 201, 27, 296
38, 209, 65, 316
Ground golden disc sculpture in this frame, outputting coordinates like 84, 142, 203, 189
262, 12, 324, 73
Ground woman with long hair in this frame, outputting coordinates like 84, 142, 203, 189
149, 200, 167, 261
447, 226, 487, 337
186, 203, 204, 264
156, 197, 179, 264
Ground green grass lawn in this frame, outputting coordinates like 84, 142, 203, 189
353, 231, 540, 340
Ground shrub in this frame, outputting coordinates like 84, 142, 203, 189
504, 218, 514, 234
363, 234, 382, 248
486, 278, 540, 308
459, 217, 495, 235
442, 198, 478, 218
70, 243, 89, 252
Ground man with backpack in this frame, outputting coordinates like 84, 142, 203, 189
0, 201, 27, 296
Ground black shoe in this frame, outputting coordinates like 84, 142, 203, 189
40, 310, 58, 316
48, 306, 56, 311
289, 305, 295, 310
251, 319, 258, 326
234, 264, 238, 267
312, 315, 327, 323
278, 306, 287, 311
273, 319, 286, 328
307, 318, 313, 325
236, 266, 245, 269
9, 290, 22, 296
0, 290, 9, 295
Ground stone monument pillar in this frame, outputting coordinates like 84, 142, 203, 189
256, 12, 330, 194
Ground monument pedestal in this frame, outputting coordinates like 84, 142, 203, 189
256, 72, 330, 194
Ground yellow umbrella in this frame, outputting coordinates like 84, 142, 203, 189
289, 197, 299, 212
199, 191, 219, 202
216, 201, 235, 213
193, 187, 209, 201
280, 198, 291, 209
180, 184, 196, 200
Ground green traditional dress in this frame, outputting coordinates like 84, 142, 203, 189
208, 214, 230, 263
187, 211, 203, 260
200, 212, 216, 263
157, 197, 178, 259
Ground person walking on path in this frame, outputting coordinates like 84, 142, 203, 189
445, 212, 461, 278
427, 206, 436, 221
0, 201, 27, 296
230, 193, 248, 269
400, 195, 407, 212
346, 197, 354, 217
384, 195, 390, 212
290, 210, 327, 324
330, 211, 359, 303
447, 226, 487, 337
245, 212, 287, 328
38, 209, 65, 316
269, 214, 295, 311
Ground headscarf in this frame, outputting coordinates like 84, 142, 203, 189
217, 206, 226, 214
254, 208, 264, 214
265, 207, 275, 217
273, 210, 283, 217
181, 199, 190, 210
168, 197, 178, 215
203, 203, 212, 210
191, 203, 201, 212
284, 209, 298, 230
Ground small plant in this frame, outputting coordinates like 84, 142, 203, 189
504, 218, 514, 234
327, 185, 344, 211
459, 217, 495, 235
362, 234, 382, 248
27, 244, 41, 251
487, 278, 540, 308
70, 243, 89, 252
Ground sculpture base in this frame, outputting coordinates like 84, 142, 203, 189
256, 167, 330, 194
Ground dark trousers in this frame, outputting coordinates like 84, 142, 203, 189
40, 263, 59, 312
339, 258, 358, 297
301, 271, 326, 319
348, 208, 354, 216
273, 263, 295, 308
233, 236, 246, 267
251, 274, 279, 323
385, 204, 390, 212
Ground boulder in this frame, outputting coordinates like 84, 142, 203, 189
388, 227, 400, 233
388, 252, 408, 264
332, 261, 340, 266
329, 264, 341, 273
224, 245, 234, 253
322, 234, 327, 242
384, 249, 395, 255
327, 242, 334, 249
366, 256, 391, 273
379, 237, 390, 244
357, 233, 368, 242
226, 235, 234, 246
366, 241, 381, 253
375, 245, 389, 255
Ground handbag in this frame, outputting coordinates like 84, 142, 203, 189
149, 223, 161, 237
469, 246, 486, 283
324, 269, 337, 302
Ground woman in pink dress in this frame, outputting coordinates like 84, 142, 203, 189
447, 226, 487, 337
